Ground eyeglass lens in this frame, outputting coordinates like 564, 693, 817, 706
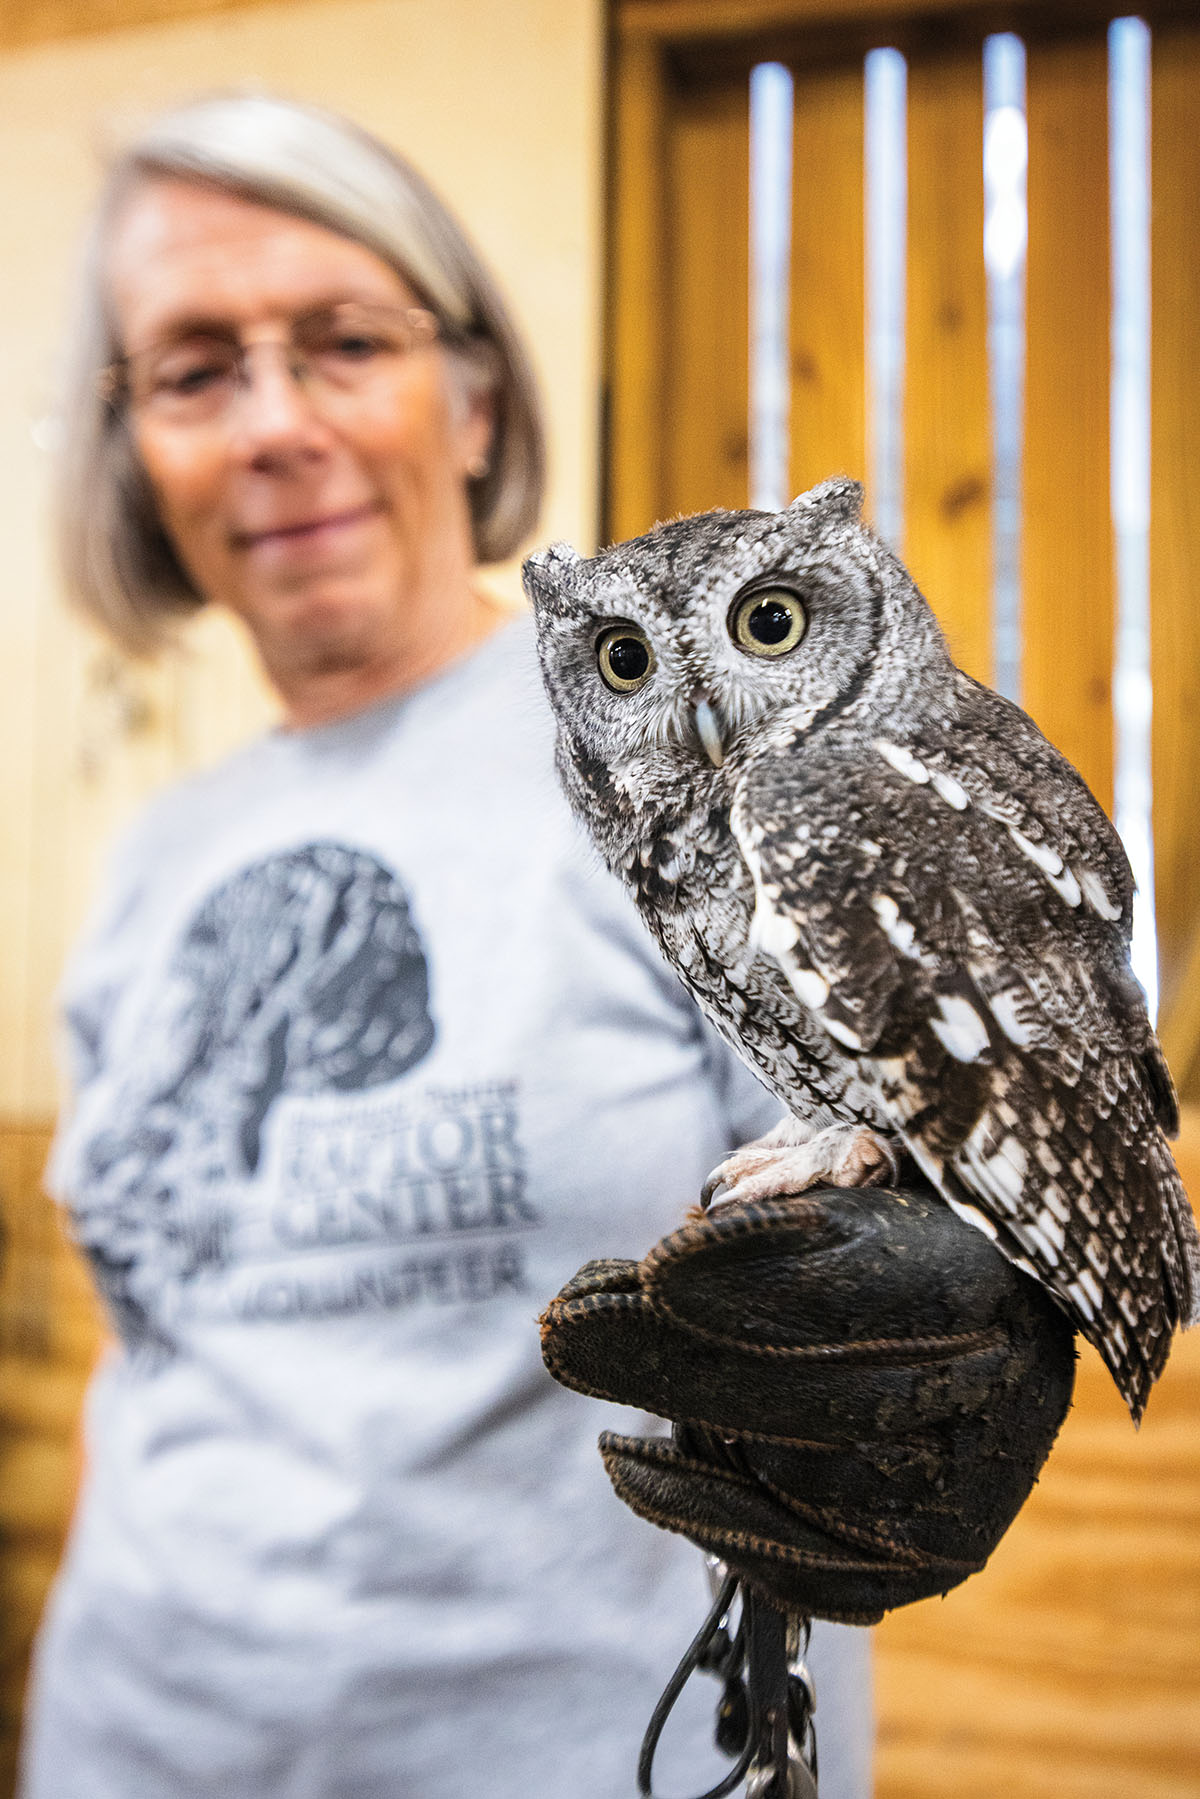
122, 304, 437, 421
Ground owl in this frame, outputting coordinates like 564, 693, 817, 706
523, 477, 1200, 1422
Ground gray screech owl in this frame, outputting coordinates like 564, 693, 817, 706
523, 477, 1200, 1422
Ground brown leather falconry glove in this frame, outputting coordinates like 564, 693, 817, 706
540, 1182, 1076, 1624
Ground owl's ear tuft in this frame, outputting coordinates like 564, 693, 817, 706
788, 478, 865, 522
522, 543, 583, 612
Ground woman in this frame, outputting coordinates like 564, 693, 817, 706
21, 95, 872, 1798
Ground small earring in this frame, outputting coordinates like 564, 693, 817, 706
466, 452, 490, 480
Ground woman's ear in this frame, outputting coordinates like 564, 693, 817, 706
461, 386, 495, 481
447, 346, 497, 481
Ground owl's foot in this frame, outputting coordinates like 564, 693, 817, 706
700, 1123, 899, 1210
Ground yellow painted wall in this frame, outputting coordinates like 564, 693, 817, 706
0, 0, 604, 1118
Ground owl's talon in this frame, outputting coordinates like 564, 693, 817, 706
699, 1171, 730, 1210
701, 1124, 899, 1210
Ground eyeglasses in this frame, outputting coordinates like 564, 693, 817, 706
101, 302, 442, 427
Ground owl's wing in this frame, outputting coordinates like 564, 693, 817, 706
732, 688, 1198, 1418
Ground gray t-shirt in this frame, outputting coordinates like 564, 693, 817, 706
23, 617, 872, 1799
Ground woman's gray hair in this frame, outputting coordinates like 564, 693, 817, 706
58, 92, 546, 654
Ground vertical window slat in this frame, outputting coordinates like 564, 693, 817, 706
1109, 16, 1156, 1013
983, 34, 1027, 702
750, 63, 794, 512
865, 47, 907, 549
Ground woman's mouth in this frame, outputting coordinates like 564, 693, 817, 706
235, 503, 380, 551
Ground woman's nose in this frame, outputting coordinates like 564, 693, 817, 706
228, 341, 333, 461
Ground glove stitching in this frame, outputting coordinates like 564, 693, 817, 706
603, 1473, 918, 1578
641, 1216, 1009, 1362
541, 1304, 1010, 1446
753, 1469, 984, 1573
537, 1351, 621, 1409
547, 1273, 1008, 1365
651, 1200, 831, 1259
604, 1432, 978, 1575
645, 1301, 1008, 1367
601, 1440, 896, 1571
539, 1350, 950, 1455
540, 1289, 647, 1326
603, 1434, 982, 1576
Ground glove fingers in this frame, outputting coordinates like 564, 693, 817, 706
548, 1257, 642, 1304
540, 1283, 687, 1419
541, 1278, 1041, 1441
599, 1430, 985, 1623
644, 1186, 1055, 1350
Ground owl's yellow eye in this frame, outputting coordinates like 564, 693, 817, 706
729, 587, 807, 657
597, 624, 656, 693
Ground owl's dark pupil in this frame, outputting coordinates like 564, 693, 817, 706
748, 599, 793, 644
609, 637, 650, 680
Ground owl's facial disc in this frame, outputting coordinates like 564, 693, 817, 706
592, 621, 728, 767
683, 581, 808, 766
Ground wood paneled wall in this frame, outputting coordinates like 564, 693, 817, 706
0, 1122, 102, 1796
608, 2, 1200, 1101
0, 0, 276, 45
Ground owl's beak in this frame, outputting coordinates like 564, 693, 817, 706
691, 693, 726, 768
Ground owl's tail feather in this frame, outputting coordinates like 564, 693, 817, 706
1157, 1140, 1200, 1331
1078, 1135, 1199, 1424
910, 1142, 1160, 1424
1023, 1138, 1195, 1425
